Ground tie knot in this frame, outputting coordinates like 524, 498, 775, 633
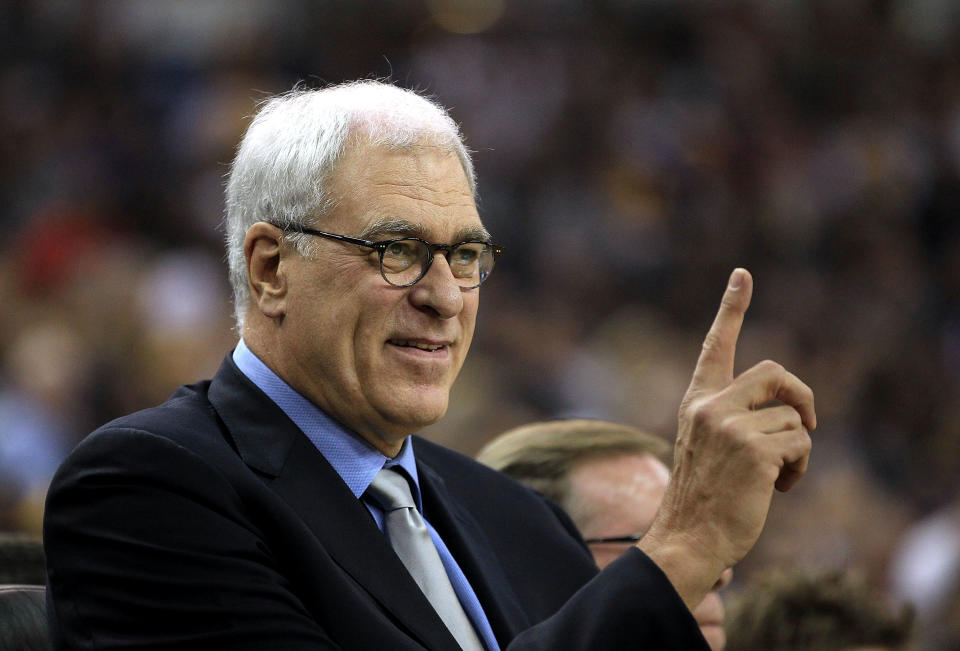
366, 467, 416, 511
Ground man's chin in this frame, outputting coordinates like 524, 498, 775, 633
698, 624, 725, 651
378, 392, 450, 432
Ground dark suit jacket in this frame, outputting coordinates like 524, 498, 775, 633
43, 355, 707, 650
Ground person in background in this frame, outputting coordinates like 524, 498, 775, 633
43, 79, 815, 649
889, 498, 960, 650
477, 418, 733, 651
724, 568, 913, 651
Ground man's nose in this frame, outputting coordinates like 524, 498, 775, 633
408, 253, 464, 318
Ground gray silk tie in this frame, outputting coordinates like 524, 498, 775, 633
365, 467, 484, 651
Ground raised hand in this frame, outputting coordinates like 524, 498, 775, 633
639, 268, 816, 610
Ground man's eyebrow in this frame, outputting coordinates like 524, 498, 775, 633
360, 218, 425, 240
454, 225, 493, 243
360, 218, 492, 243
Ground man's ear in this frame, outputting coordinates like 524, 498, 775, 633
245, 222, 288, 319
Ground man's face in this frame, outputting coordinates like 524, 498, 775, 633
267, 144, 483, 455
567, 453, 732, 651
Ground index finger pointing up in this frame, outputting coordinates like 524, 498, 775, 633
690, 268, 754, 393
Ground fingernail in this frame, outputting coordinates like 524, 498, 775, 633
728, 269, 744, 290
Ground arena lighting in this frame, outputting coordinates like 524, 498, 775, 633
427, 0, 505, 34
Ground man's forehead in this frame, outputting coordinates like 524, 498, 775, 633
327, 144, 485, 241
571, 453, 671, 497
335, 140, 472, 194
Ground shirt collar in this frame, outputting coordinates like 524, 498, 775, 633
232, 339, 421, 506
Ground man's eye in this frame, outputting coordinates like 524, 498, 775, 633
451, 245, 481, 265
385, 241, 419, 258
381, 240, 424, 273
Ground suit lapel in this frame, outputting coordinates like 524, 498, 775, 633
207, 356, 461, 651
416, 454, 531, 646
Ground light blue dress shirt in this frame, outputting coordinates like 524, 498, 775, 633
232, 339, 499, 650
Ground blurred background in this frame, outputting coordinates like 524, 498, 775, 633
1, 0, 958, 645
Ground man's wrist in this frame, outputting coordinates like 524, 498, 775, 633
637, 532, 725, 612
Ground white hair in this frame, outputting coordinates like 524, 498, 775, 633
224, 80, 476, 331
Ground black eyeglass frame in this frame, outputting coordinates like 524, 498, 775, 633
278, 224, 502, 289
583, 534, 644, 545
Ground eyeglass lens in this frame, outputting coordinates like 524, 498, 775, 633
381, 240, 494, 288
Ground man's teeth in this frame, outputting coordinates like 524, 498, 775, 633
392, 340, 443, 351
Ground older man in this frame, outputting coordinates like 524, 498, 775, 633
43, 81, 815, 649
477, 419, 734, 650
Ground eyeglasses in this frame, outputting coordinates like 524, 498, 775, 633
584, 534, 643, 545
280, 225, 502, 289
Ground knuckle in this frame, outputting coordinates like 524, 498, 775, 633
786, 409, 803, 430
745, 439, 768, 464
720, 293, 740, 310
749, 450, 778, 482
761, 464, 781, 485
689, 399, 721, 430
757, 359, 785, 377
718, 413, 744, 439
701, 331, 721, 354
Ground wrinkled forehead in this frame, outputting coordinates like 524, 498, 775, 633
325, 141, 485, 241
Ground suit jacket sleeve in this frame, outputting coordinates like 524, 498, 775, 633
507, 549, 708, 649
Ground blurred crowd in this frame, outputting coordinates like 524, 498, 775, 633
1, 0, 958, 646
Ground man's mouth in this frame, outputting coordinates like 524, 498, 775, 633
389, 339, 447, 352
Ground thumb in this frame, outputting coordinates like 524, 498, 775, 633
688, 268, 753, 393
